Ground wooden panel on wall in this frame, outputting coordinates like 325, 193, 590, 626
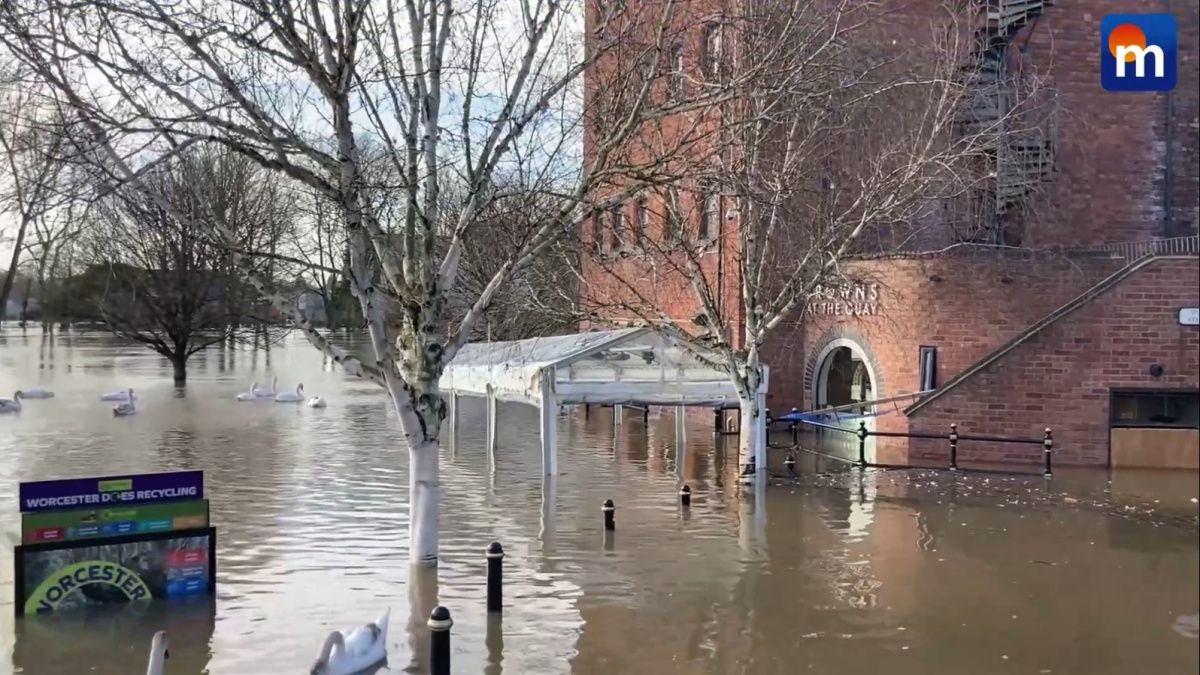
1110, 428, 1200, 469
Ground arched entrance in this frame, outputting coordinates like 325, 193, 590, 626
811, 338, 880, 462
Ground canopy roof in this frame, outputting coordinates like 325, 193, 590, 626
440, 327, 749, 407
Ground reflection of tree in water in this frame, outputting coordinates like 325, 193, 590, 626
24, 535, 208, 611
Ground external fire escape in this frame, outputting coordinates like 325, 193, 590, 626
957, 0, 1058, 244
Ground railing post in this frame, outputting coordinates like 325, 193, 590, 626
949, 423, 959, 471
1043, 427, 1053, 478
856, 421, 868, 467
713, 407, 722, 435
790, 407, 799, 445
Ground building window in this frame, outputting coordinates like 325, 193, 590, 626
702, 23, 722, 80
668, 43, 684, 100
918, 346, 937, 392
664, 188, 683, 244
633, 197, 648, 246
699, 191, 719, 243
607, 204, 624, 255
1111, 391, 1200, 428
590, 215, 603, 255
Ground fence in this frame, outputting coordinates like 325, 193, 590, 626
773, 416, 1055, 478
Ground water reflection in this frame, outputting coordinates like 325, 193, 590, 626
0, 328, 1197, 674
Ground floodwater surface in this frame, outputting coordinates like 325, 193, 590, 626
0, 328, 1197, 674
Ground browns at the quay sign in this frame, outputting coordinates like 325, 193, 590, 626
806, 283, 881, 317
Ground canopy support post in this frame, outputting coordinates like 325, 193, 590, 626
540, 368, 558, 476
486, 384, 497, 461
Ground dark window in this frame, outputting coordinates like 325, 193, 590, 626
699, 192, 718, 242
633, 197, 648, 245
702, 23, 722, 80
668, 44, 684, 100
1111, 391, 1200, 429
608, 205, 624, 254
918, 346, 937, 392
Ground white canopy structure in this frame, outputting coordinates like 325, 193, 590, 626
439, 327, 769, 475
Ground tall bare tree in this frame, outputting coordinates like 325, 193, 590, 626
83, 150, 288, 384
0, 0, 741, 562
580, 1, 1002, 473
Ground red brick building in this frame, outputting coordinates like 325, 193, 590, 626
582, 0, 1200, 468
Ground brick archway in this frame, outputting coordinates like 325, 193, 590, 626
804, 325, 886, 409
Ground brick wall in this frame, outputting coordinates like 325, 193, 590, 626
906, 257, 1200, 466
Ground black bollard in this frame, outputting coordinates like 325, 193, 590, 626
856, 421, 868, 467
784, 450, 797, 478
679, 484, 691, 507
949, 423, 959, 471
486, 542, 504, 613
1043, 428, 1053, 478
602, 498, 615, 530
790, 407, 799, 445
428, 606, 453, 675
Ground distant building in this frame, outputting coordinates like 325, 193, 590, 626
581, 0, 1200, 468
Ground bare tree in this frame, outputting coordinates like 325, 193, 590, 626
580, 1, 997, 474
0, 68, 74, 319
0, 0, 738, 562
82, 150, 288, 384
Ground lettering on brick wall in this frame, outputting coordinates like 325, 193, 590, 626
806, 283, 881, 317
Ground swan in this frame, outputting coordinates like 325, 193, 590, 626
100, 389, 135, 402
17, 387, 54, 399
253, 376, 278, 398
306, 396, 326, 408
236, 382, 260, 402
310, 609, 389, 675
146, 630, 170, 675
274, 383, 304, 403
0, 391, 22, 413
113, 390, 136, 416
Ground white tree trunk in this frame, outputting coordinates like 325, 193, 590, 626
408, 438, 441, 564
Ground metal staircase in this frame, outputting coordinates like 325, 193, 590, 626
957, 0, 1057, 236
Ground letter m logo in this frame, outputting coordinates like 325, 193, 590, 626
1101, 14, 1177, 92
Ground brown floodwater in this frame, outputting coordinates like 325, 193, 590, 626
0, 327, 1197, 674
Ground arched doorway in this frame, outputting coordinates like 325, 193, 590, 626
812, 338, 880, 462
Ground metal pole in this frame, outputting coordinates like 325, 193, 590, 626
949, 423, 959, 471
602, 498, 615, 531
679, 484, 691, 507
486, 542, 504, 613
1043, 428, 1053, 478
856, 421, 868, 467
428, 606, 453, 675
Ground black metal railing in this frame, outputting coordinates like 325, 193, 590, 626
770, 412, 1055, 478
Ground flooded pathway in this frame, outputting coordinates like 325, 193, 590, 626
1, 328, 1197, 674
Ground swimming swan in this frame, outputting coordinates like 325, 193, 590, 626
310, 609, 389, 675
253, 376, 278, 398
113, 390, 136, 416
100, 389, 135, 402
236, 382, 260, 402
146, 630, 169, 675
17, 387, 54, 399
274, 383, 305, 403
0, 391, 23, 413
306, 396, 326, 408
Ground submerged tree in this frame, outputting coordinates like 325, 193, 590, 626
84, 150, 288, 384
0, 0, 740, 562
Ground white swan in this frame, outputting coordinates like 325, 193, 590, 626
0, 391, 23, 413
274, 383, 304, 403
310, 609, 389, 675
306, 396, 326, 408
100, 389, 135, 402
17, 387, 54, 399
236, 382, 260, 402
113, 390, 136, 416
253, 376, 278, 398
146, 630, 169, 675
